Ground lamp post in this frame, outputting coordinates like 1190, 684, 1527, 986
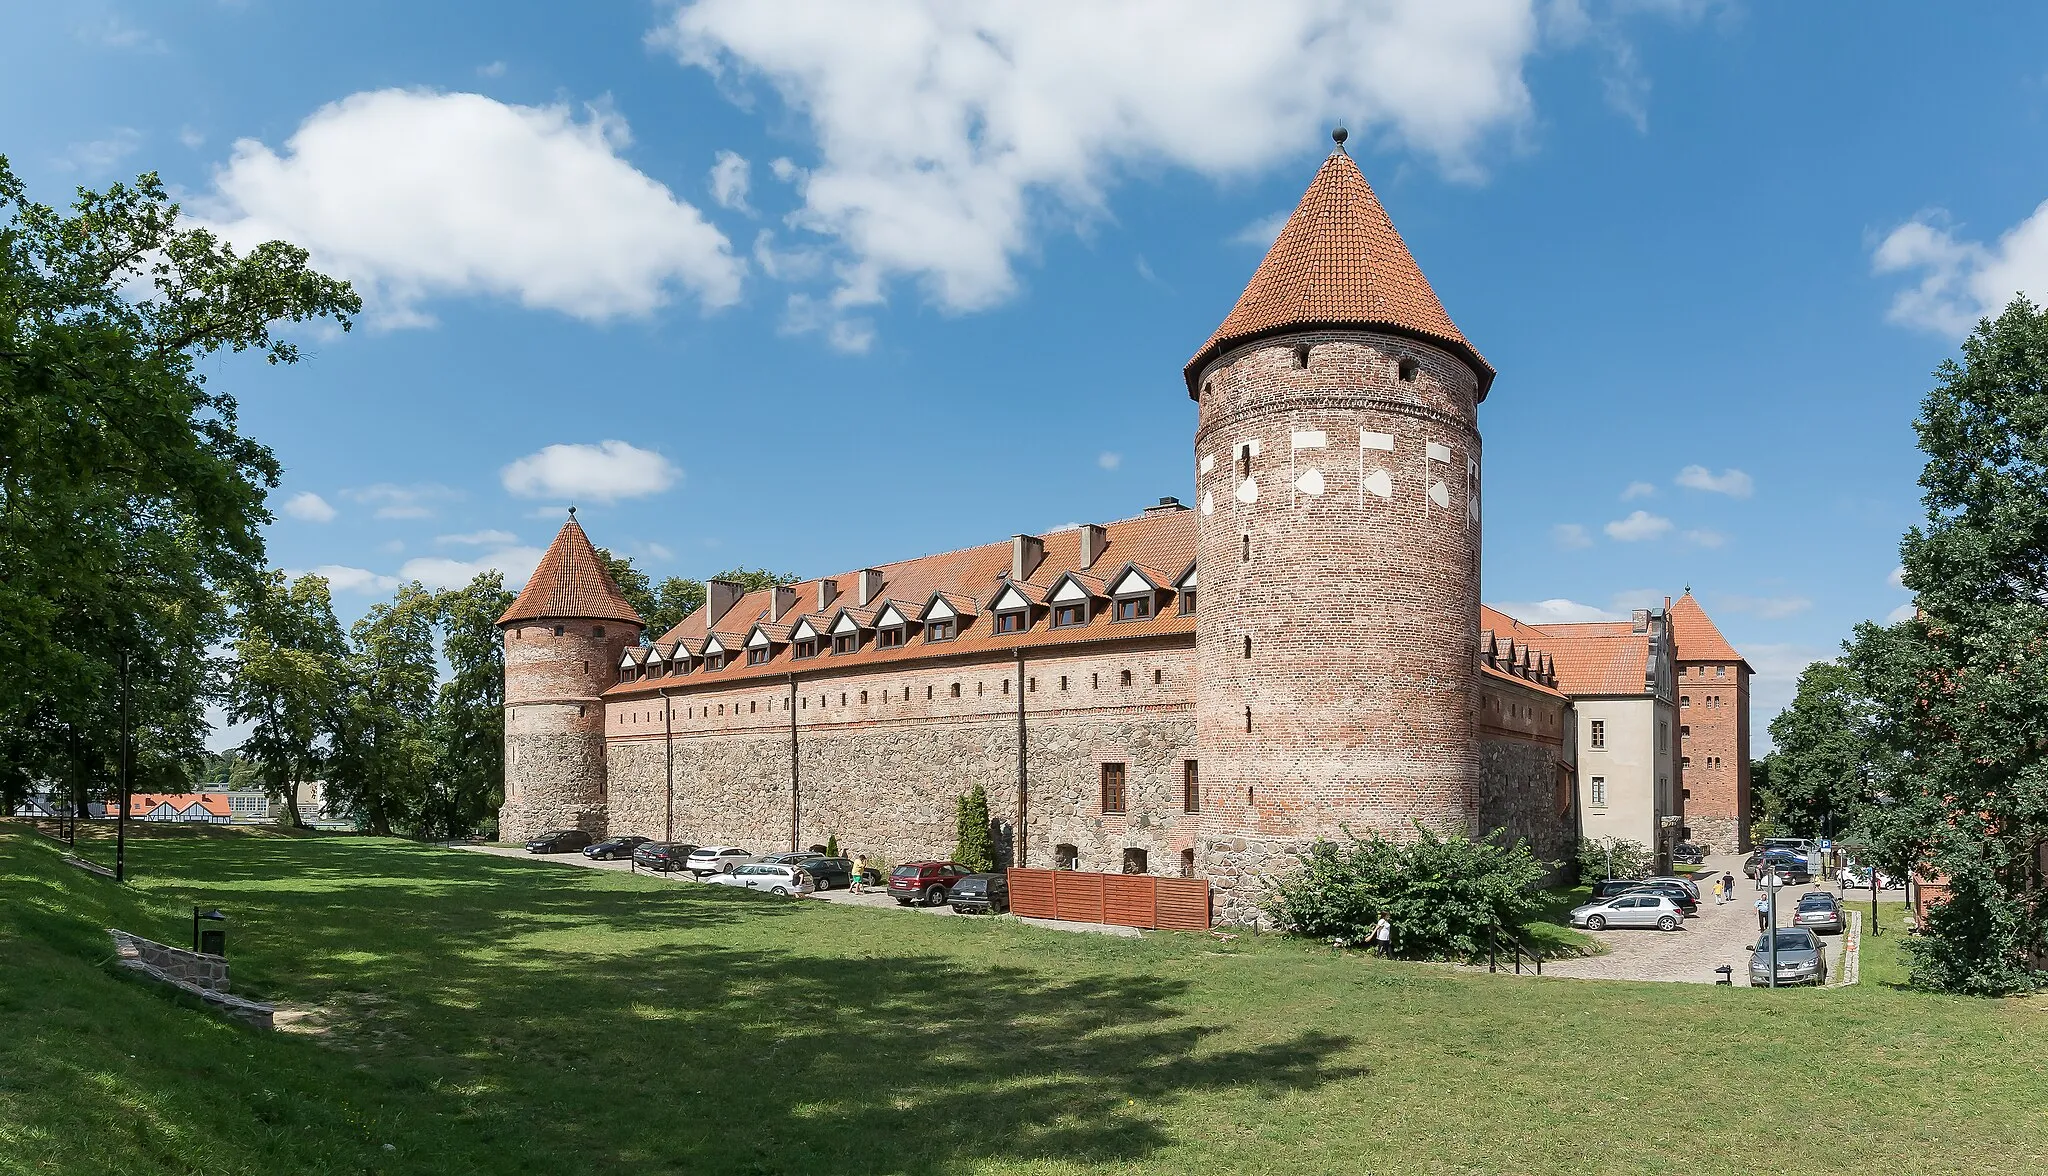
116, 649, 131, 884
191, 907, 227, 955
1870, 868, 1881, 936
1765, 870, 1780, 989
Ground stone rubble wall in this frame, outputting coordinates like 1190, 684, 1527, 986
1477, 734, 1576, 884
109, 929, 273, 1029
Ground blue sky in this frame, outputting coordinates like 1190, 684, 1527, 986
7, 2, 2048, 745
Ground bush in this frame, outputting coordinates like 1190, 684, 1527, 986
954, 784, 994, 874
1265, 823, 1552, 960
1577, 836, 1653, 883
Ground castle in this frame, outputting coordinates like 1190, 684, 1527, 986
496, 139, 1750, 919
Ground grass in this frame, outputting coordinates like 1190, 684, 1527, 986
3, 825, 2045, 1175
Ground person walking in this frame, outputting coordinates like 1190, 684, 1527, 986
1722, 871, 1736, 903
1755, 895, 1769, 933
851, 854, 867, 895
1371, 914, 1393, 958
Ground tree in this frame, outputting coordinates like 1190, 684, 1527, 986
225, 571, 347, 827
955, 783, 994, 873
1575, 836, 1652, 882
428, 572, 515, 839
329, 584, 439, 835
1844, 296, 2048, 994
0, 158, 358, 811
1761, 660, 1888, 839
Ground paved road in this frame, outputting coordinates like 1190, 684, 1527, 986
1539, 852, 1853, 986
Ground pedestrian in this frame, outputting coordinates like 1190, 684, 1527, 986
1372, 914, 1393, 958
1755, 896, 1768, 933
851, 853, 867, 895
1722, 871, 1735, 903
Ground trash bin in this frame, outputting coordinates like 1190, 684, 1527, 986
1714, 964, 1733, 986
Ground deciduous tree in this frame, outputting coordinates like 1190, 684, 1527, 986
225, 571, 347, 827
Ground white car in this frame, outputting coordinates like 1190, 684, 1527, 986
708, 863, 815, 896
1646, 875, 1701, 901
686, 845, 760, 876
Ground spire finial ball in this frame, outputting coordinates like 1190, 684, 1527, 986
1331, 125, 1348, 150
568, 505, 577, 517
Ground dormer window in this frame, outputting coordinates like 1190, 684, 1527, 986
927, 619, 956, 642
1115, 596, 1150, 621
996, 611, 1026, 634
1052, 603, 1086, 628
1107, 565, 1158, 623
747, 647, 770, 666
834, 634, 858, 654
705, 653, 726, 671
794, 638, 819, 659
877, 626, 905, 649
1180, 588, 1196, 614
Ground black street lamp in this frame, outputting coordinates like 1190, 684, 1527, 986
116, 649, 131, 883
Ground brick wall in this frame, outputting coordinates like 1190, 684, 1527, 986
500, 619, 639, 842
1677, 660, 1750, 852
1190, 330, 1483, 922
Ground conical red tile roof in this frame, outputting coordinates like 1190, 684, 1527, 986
1185, 145, 1492, 398
1670, 592, 1747, 669
497, 513, 643, 627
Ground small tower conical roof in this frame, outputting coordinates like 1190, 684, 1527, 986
497, 512, 643, 628
1669, 591, 1748, 670
1184, 139, 1493, 398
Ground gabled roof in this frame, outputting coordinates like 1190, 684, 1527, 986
1184, 141, 1492, 398
1106, 562, 1167, 596
1487, 604, 1653, 697
1046, 571, 1106, 603
1670, 592, 1749, 670
497, 513, 643, 627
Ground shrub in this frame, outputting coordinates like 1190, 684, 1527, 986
954, 784, 995, 874
1577, 836, 1653, 883
825, 834, 840, 859
1265, 823, 1552, 960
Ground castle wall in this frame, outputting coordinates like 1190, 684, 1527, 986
1676, 661, 1750, 853
604, 638, 1199, 873
1192, 330, 1483, 922
501, 620, 637, 841
1477, 673, 1578, 883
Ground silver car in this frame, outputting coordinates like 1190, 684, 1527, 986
1750, 928, 1828, 986
1570, 892, 1687, 931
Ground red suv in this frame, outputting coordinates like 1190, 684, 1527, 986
888, 861, 970, 907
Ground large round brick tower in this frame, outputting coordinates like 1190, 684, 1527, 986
1186, 134, 1496, 921
497, 510, 642, 842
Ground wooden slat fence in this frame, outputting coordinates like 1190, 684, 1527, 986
1008, 868, 1211, 930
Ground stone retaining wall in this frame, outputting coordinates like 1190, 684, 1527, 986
109, 930, 273, 1029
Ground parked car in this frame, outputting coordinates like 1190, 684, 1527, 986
947, 873, 1009, 915
800, 857, 855, 890
686, 845, 761, 876
1645, 875, 1702, 901
1744, 850, 1813, 882
1750, 928, 1828, 986
1762, 837, 1817, 857
1619, 882, 1699, 917
1791, 891, 1845, 935
525, 829, 594, 854
1838, 864, 1901, 891
760, 851, 825, 866
633, 842, 698, 872
889, 861, 970, 906
1588, 877, 1649, 901
1570, 892, 1688, 932
708, 862, 815, 896
1672, 842, 1708, 865
583, 835, 652, 861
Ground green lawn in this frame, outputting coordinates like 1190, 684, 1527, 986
3, 825, 2043, 1175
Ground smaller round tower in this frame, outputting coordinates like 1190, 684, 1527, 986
497, 510, 642, 842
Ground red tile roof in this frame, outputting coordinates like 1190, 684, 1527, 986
498, 513, 643, 628
1485, 605, 1655, 697
1670, 592, 1749, 669
120, 793, 231, 817
610, 508, 1198, 696
1184, 145, 1493, 397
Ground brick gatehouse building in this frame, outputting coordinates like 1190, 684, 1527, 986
498, 138, 1746, 919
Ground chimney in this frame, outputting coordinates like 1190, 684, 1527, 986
1011, 534, 1045, 583
1631, 608, 1650, 634
817, 578, 840, 612
706, 579, 745, 630
857, 568, 884, 607
771, 585, 799, 623
1144, 496, 1187, 515
1079, 523, 1108, 570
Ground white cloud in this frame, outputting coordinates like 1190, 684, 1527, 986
781, 291, 875, 352
343, 483, 459, 520
1231, 210, 1292, 248
178, 126, 206, 149
78, 15, 163, 52
1098, 451, 1123, 471
1887, 564, 1906, 589
1682, 528, 1726, 548
437, 529, 519, 547
291, 564, 400, 594
380, 539, 406, 554
198, 89, 743, 327
478, 60, 508, 78
1488, 598, 1623, 624
709, 149, 753, 212
1621, 480, 1656, 500
1718, 594, 1812, 620
1885, 602, 1916, 624
1604, 510, 1671, 542
1609, 588, 1665, 612
401, 546, 546, 591
56, 128, 142, 174
769, 156, 802, 183
1551, 523, 1592, 550
501, 440, 680, 503
281, 491, 337, 523
653, 0, 1588, 316
1874, 202, 2048, 335
1674, 465, 1753, 497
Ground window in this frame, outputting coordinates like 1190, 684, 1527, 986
834, 634, 857, 654
554, 625, 565, 637
1122, 848, 1148, 874
1238, 449, 1252, 479
1241, 534, 1251, 562
1716, 665, 1726, 678
1055, 844, 1079, 870
1183, 760, 1199, 813
927, 619, 956, 642
1100, 763, 1127, 814
860, 691, 868, 704
1245, 706, 1253, 733
794, 638, 818, 659
1120, 670, 1132, 686
1179, 588, 1196, 615
1682, 757, 1691, 768
1591, 777, 1607, 807
1114, 596, 1152, 621
996, 611, 1026, 634
747, 647, 770, 666
1052, 603, 1085, 628
1180, 848, 1196, 877
1060, 675, 1068, 691
1589, 719, 1605, 749
950, 683, 961, 698
594, 626, 606, 638
877, 627, 905, 649
1293, 343, 1310, 369
705, 653, 726, 671
1397, 356, 1420, 382
1680, 725, 1689, 739
1658, 721, 1669, 753
1680, 695, 1689, 709
1243, 635, 1253, 659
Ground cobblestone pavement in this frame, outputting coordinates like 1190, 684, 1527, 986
1537, 853, 1853, 986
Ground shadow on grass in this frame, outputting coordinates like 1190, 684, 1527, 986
2, 827, 1355, 1175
